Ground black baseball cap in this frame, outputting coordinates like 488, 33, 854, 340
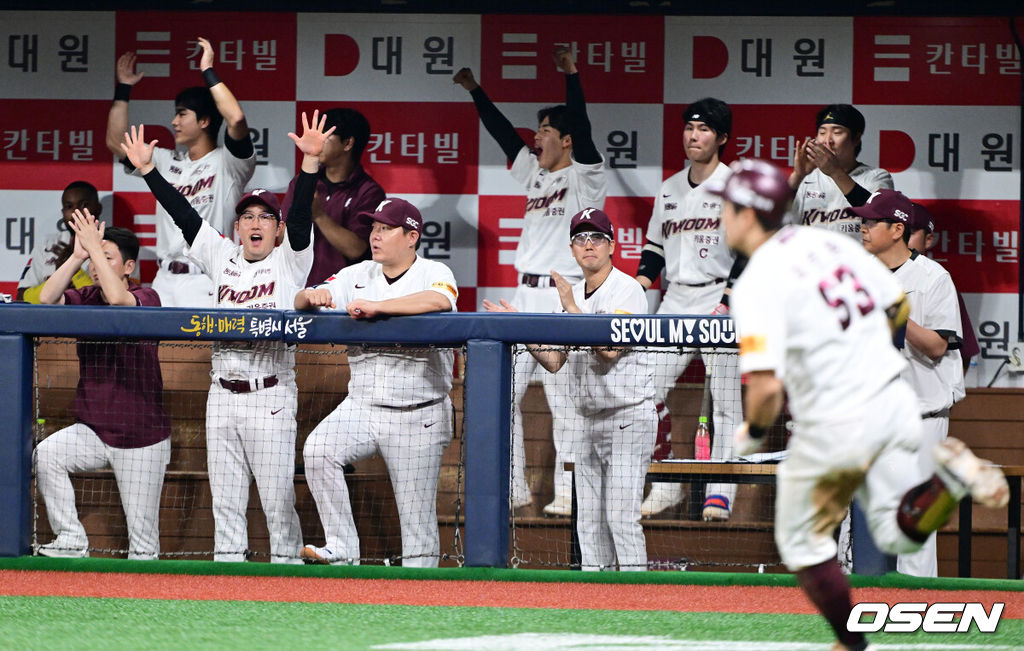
816, 104, 865, 136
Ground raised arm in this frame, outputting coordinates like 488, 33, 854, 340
70, 210, 136, 306
105, 51, 145, 159
483, 297, 568, 372
453, 67, 527, 162
197, 37, 250, 144
121, 125, 203, 246
285, 110, 336, 252
558, 48, 600, 165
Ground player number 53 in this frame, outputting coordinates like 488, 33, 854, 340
818, 265, 875, 330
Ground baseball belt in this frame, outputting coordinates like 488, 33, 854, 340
374, 396, 446, 411
922, 407, 950, 419
521, 273, 557, 288
218, 375, 279, 394
678, 278, 726, 288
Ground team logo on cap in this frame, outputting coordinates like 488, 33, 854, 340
406, 217, 419, 229
376, 199, 391, 212
252, 189, 267, 196
578, 208, 596, 221
894, 209, 909, 221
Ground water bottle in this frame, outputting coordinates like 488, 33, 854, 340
694, 417, 711, 460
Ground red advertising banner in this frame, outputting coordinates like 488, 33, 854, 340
296, 101, 480, 195
923, 199, 1020, 294
115, 12, 297, 101
0, 100, 112, 190
481, 15, 664, 104
853, 17, 1021, 106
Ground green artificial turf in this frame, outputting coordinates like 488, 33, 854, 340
1, 596, 1021, 650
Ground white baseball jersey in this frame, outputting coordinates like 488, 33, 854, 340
645, 162, 735, 288
792, 164, 893, 240
141, 146, 256, 262
567, 267, 653, 415
510, 147, 607, 277
186, 220, 313, 381
893, 251, 965, 413
732, 225, 907, 423
319, 256, 459, 407
18, 231, 87, 288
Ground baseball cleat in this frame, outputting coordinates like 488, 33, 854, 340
701, 494, 731, 521
36, 539, 88, 558
641, 482, 684, 517
542, 493, 572, 517
933, 437, 1009, 509
301, 544, 355, 565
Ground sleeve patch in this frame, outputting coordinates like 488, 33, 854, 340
739, 335, 767, 356
613, 309, 632, 314
431, 281, 458, 300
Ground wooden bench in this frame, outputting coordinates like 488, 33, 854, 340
566, 460, 1024, 578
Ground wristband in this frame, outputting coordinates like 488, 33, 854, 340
202, 68, 222, 88
748, 424, 769, 440
114, 83, 132, 102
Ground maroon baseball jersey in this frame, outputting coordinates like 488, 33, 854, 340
63, 284, 171, 448
281, 164, 385, 286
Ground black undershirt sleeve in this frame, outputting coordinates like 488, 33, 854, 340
470, 86, 527, 162
224, 130, 255, 159
845, 184, 872, 207
142, 168, 202, 246
564, 72, 600, 165
719, 254, 749, 307
286, 170, 316, 252
636, 247, 665, 284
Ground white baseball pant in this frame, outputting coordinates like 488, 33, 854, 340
775, 380, 925, 571
303, 397, 453, 568
896, 412, 949, 577
653, 282, 740, 504
575, 400, 657, 571
206, 380, 303, 563
34, 422, 170, 559
511, 281, 577, 506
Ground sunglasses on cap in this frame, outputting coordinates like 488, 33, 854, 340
571, 231, 612, 246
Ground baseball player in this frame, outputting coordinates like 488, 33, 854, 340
17, 181, 102, 303
35, 212, 170, 559
856, 189, 966, 577
719, 159, 1007, 651
908, 202, 980, 373
454, 46, 606, 515
119, 112, 330, 562
635, 98, 741, 520
788, 104, 893, 240
298, 198, 458, 568
280, 107, 385, 286
105, 38, 256, 307
485, 208, 656, 571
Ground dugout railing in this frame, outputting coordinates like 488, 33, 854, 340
2, 305, 1014, 575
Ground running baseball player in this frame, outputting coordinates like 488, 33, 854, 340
485, 207, 655, 571
17, 181, 103, 303
105, 37, 256, 307
856, 189, 966, 577
298, 198, 458, 568
119, 112, 330, 562
719, 159, 1007, 651
35, 212, 170, 559
280, 107, 385, 286
635, 98, 741, 520
788, 104, 893, 240
454, 46, 606, 515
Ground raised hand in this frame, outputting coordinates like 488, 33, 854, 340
551, 270, 580, 313
197, 36, 215, 70
805, 139, 842, 177
482, 298, 518, 313
452, 67, 479, 91
68, 209, 104, 260
119, 124, 158, 174
287, 109, 336, 158
790, 137, 815, 182
553, 47, 577, 75
116, 51, 144, 86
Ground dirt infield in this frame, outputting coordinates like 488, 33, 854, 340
2, 570, 1021, 616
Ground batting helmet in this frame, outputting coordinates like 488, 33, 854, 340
709, 159, 794, 229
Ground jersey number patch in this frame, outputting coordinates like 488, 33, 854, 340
818, 265, 875, 330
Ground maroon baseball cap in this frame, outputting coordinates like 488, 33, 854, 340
361, 198, 423, 233
849, 189, 913, 225
910, 202, 935, 234
235, 189, 282, 220
570, 208, 614, 238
